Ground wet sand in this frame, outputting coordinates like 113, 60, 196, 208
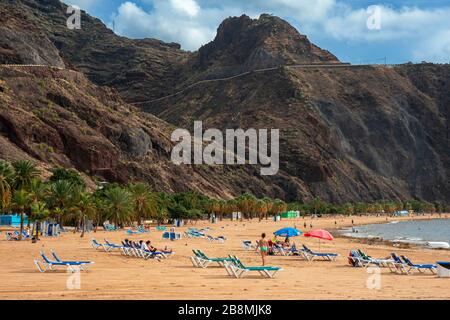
0, 214, 449, 300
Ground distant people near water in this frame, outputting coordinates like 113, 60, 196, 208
256, 233, 269, 266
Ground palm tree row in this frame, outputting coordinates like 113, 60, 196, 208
1, 159, 447, 239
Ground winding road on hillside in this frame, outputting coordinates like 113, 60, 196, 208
1, 62, 445, 106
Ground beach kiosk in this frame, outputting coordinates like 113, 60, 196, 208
281, 211, 300, 219
0, 214, 28, 227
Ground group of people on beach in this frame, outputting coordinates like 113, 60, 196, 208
122, 239, 173, 254
256, 233, 294, 265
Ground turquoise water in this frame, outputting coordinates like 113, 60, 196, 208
341, 219, 450, 247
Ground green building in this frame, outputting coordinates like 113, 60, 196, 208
280, 211, 300, 219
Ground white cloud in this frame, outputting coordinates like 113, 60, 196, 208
169, 0, 200, 17
413, 29, 450, 62
111, 2, 224, 50
110, 0, 450, 62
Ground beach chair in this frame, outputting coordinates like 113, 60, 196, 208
241, 240, 255, 250
190, 249, 233, 268
206, 235, 226, 243
50, 250, 93, 267
34, 251, 94, 273
353, 249, 394, 267
400, 255, 437, 274
348, 250, 370, 267
5, 230, 30, 241
103, 239, 124, 252
302, 245, 338, 261
185, 229, 205, 238
387, 253, 409, 274
224, 255, 283, 278
272, 244, 287, 256
91, 238, 105, 250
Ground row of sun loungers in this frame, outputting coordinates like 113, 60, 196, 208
91, 238, 174, 260
34, 250, 94, 273
241, 241, 339, 261
190, 250, 283, 278
185, 228, 227, 243
348, 249, 437, 274
5, 230, 31, 241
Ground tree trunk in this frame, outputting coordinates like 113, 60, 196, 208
81, 215, 86, 238
35, 221, 40, 240
27, 209, 31, 228
19, 211, 24, 240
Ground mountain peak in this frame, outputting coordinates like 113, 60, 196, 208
197, 14, 338, 70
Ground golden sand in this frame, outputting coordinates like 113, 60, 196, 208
0, 215, 449, 300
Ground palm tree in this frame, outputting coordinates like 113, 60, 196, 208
255, 199, 267, 222
13, 160, 40, 191
236, 193, 257, 221
128, 183, 157, 224
262, 197, 273, 220
27, 179, 49, 227
104, 187, 134, 227
30, 201, 50, 240
48, 180, 74, 225
0, 160, 14, 210
12, 189, 30, 240
71, 189, 96, 238
271, 199, 287, 218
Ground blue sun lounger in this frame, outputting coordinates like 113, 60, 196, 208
302, 245, 338, 261
51, 250, 92, 265
388, 253, 410, 274
400, 255, 437, 274
103, 239, 124, 252
91, 238, 105, 250
34, 251, 94, 273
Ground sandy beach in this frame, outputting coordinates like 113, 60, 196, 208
1, 215, 449, 300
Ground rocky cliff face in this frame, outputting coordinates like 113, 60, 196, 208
0, 0, 448, 203
193, 14, 338, 76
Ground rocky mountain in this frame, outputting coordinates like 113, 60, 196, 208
0, 0, 448, 203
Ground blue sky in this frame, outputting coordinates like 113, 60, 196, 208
65, 0, 450, 64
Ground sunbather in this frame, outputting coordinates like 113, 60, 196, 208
256, 233, 269, 266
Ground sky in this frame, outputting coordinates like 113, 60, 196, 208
64, 0, 450, 64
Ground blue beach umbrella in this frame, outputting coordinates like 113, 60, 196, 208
273, 227, 302, 237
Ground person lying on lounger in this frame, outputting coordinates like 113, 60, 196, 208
141, 240, 172, 254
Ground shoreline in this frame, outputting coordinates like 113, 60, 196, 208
332, 214, 450, 251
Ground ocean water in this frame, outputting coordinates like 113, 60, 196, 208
340, 219, 450, 248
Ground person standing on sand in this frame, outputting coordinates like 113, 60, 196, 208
256, 233, 269, 266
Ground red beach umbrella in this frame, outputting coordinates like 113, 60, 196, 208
304, 229, 334, 240
304, 229, 334, 249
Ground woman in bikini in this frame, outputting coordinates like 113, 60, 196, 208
256, 233, 269, 266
